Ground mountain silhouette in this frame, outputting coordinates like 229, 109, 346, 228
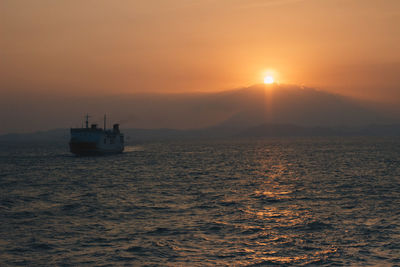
0, 83, 396, 135
211, 84, 388, 129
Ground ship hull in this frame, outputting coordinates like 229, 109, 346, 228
69, 142, 123, 156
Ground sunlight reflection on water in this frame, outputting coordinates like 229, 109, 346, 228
0, 138, 399, 266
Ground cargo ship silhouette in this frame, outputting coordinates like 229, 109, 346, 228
69, 115, 124, 155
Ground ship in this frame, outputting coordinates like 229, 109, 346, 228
69, 115, 124, 155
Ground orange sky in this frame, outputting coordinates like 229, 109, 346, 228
1, 0, 400, 103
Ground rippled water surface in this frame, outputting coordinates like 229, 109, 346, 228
1, 138, 400, 266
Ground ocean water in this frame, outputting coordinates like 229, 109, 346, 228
0, 138, 399, 266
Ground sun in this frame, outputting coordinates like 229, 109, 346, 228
264, 75, 274, 84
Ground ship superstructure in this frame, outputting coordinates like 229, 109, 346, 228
69, 115, 124, 155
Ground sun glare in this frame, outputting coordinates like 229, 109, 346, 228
264, 75, 274, 84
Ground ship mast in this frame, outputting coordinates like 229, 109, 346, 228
85, 114, 89, 128
104, 114, 106, 130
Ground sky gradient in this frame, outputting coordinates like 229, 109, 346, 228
1, 0, 400, 133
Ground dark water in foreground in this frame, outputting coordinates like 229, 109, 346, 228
1, 138, 399, 266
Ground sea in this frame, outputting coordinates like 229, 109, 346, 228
0, 137, 399, 266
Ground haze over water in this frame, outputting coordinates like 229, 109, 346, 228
1, 138, 399, 266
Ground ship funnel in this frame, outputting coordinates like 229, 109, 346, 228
113, 124, 120, 133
